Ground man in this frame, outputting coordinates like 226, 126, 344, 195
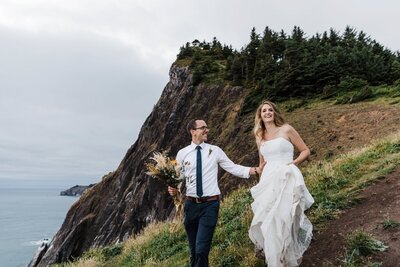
168, 119, 261, 267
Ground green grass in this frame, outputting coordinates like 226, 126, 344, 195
382, 219, 400, 230
345, 230, 387, 256
53, 133, 400, 267
209, 188, 264, 267
241, 84, 400, 115
334, 84, 400, 105
340, 230, 387, 267
305, 138, 400, 225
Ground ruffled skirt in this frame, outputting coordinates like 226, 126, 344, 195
249, 164, 314, 267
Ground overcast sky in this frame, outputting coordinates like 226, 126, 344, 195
1, 0, 399, 186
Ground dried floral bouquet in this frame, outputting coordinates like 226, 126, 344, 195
145, 151, 184, 220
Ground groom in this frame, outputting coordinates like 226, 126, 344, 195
168, 119, 259, 267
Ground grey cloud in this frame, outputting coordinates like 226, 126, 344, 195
1, 0, 399, 184
0, 27, 166, 181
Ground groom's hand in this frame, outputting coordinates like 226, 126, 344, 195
168, 186, 177, 196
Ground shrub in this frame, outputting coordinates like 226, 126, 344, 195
382, 219, 400, 230
338, 77, 368, 91
345, 230, 387, 257
320, 84, 339, 99
349, 86, 374, 103
102, 244, 123, 260
335, 86, 374, 104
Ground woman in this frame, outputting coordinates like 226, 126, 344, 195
249, 100, 314, 267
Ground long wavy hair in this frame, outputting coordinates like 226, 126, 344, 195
253, 100, 286, 145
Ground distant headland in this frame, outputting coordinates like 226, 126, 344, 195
60, 184, 96, 196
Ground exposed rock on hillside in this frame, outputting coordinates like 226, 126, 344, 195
27, 242, 49, 267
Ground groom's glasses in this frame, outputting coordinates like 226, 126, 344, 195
194, 126, 209, 131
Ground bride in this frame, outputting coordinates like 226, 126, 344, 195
249, 100, 314, 267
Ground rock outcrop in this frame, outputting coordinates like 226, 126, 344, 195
32, 64, 257, 266
60, 184, 96, 196
27, 242, 49, 267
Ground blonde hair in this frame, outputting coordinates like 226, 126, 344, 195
253, 100, 286, 145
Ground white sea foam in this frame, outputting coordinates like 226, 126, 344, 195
23, 238, 51, 246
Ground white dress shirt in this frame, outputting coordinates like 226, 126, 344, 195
176, 142, 250, 197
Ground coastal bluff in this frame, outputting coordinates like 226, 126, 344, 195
29, 26, 400, 266
31, 61, 400, 266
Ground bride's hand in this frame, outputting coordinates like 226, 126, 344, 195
256, 162, 266, 175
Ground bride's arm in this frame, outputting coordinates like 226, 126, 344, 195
286, 125, 310, 165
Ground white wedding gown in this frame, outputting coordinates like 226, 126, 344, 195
249, 137, 314, 267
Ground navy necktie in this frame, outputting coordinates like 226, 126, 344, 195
196, 145, 203, 197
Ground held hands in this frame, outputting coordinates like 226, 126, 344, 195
257, 161, 266, 175
252, 162, 266, 176
168, 186, 178, 196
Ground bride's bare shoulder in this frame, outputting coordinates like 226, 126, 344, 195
280, 124, 295, 132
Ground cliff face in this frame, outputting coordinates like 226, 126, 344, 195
33, 64, 256, 266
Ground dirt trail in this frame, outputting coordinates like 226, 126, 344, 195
301, 168, 400, 266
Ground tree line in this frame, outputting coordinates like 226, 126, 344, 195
176, 26, 400, 102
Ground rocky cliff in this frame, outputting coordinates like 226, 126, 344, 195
32, 64, 258, 266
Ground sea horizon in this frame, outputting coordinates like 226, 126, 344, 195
0, 177, 98, 267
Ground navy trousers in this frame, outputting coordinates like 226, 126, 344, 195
184, 199, 220, 267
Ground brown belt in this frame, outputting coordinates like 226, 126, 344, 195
186, 195, 220, 203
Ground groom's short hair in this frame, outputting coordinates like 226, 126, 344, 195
187, 119, 199, 135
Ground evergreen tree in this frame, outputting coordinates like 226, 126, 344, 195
244, 27, 261, 81
177, 26, 399, 99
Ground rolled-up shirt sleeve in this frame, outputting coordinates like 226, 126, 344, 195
217, 147, 250, 178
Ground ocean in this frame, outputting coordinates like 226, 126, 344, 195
0, 179, 86, 267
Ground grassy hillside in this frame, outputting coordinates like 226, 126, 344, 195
54, 95, 400, 267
